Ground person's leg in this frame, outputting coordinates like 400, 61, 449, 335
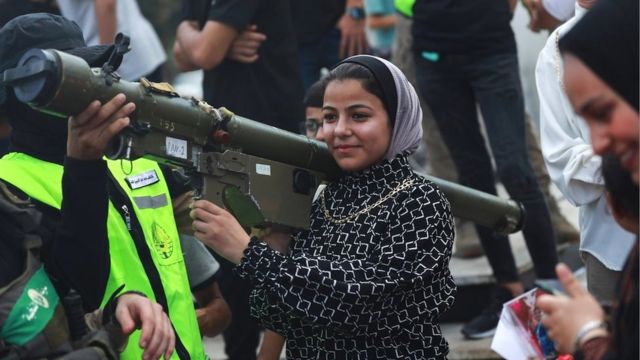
298, 41, 323, 92
415, 53, 524, 339
471, 52, 559, 280
524, 116, 580, 246
414, 53, 519, 284
320, 27, 342, 72
298, 28, 342, 92
392, 17, 481, 257
582, 251, 621, 306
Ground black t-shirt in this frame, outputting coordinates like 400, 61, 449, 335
204, 0, 304, 133
412, 0, 516, 55
289, 0, 345, 45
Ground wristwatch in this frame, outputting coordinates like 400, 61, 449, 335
347, 7, 366, 20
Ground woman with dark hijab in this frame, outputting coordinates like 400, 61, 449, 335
536, 0, 639, 358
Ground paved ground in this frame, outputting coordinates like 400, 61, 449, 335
202, 323, 499, 360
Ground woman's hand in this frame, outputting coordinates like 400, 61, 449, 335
67, 93, 134, 160
536, 263, 606, 353
190, 200, 250, 264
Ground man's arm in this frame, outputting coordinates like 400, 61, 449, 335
521, 0, 564, 32
95, 0, 118, 45
174, 20, 239, 71
337, 0, 368, 58
193, 282, 231, 337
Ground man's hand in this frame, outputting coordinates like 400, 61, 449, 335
190, 200, 251, 264
337, 13, 368, 59
521, 0, 562, 32
67, 94, 134, 160
536, 264, 606, 353
194, 282, 231, 337
173, 38, 198, 72
227, 25, 267, 64
116, 293, 175, 360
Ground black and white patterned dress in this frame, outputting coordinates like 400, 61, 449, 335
236, 155, 456, 359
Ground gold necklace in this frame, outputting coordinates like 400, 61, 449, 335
320, 178, 416, 224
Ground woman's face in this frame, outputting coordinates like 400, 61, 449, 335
564, 54, 640, 183
322, 79, 391, 172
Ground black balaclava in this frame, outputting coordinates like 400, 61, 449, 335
0, 13, 113, 164
559, 0, 639, 111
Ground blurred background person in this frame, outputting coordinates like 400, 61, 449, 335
536, 0, 635, 305
537, 0, 638, 356
364, 0, 396, 59
173, 0, 304, 357
56, 0, 167, 81
412, 0, 561, 340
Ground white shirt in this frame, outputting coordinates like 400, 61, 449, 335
57, 0, 166, 81
536, 4, 635, 271
542, 0, 575, 22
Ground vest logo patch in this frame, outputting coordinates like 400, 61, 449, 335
152, 222, 174, 260
126, 170, 160, 190
24, 286, 50, 322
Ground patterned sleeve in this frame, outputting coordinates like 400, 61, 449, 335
236, 182, 454, 335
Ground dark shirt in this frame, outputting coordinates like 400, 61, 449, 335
204, 0, 304, 133
0, 158, 109, 310
412, 0, 516, 55
290, 0, 345, 45
237, 156, 456, 358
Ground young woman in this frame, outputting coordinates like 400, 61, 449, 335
190, 55, 456, 358
536, 0, 638, 358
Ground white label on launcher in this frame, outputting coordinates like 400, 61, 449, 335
256, 164, 271, 176
166, 137, 188, 159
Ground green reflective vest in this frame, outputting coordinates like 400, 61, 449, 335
395, 0, 415, 18
0, 152, 205, 359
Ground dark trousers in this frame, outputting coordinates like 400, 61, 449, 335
414, 51, 558, 282
298, 28, 341, 91
214, 254, 260, 360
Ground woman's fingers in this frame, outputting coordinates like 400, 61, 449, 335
192, 219, 211, 234
536, 293, 566, 313
192, 199, 226, 215
556, 263, 586, 298
189, 207, 216, 223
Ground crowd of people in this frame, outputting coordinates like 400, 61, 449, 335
0, 0, 637, 359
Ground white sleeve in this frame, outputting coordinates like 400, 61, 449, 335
536, 29, 604, 207
542, 0, 575, 21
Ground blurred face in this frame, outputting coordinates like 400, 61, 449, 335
305, 106, 325, 141
563, 54, 640, 183
322, 79, 391, 172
